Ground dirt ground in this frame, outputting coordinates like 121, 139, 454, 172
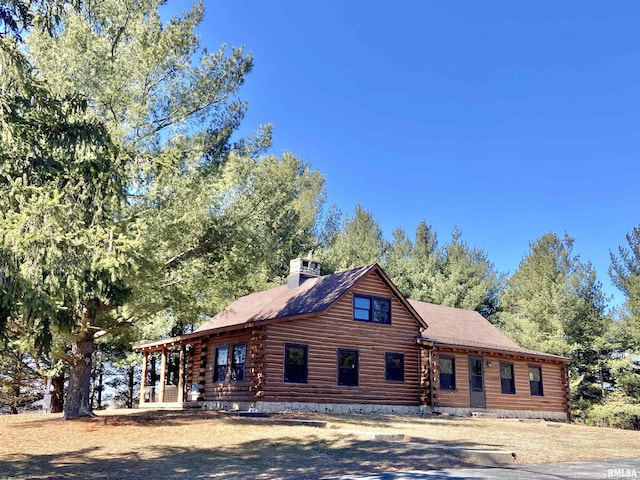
0, 409, 639, 479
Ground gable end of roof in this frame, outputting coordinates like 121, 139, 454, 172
194, 264, 377, 333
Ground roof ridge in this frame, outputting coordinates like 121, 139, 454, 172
408, 298, 480, 314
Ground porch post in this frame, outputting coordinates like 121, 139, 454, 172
177, 346, 185, 403
140, 351, 148, 405
159, 348, 167, 403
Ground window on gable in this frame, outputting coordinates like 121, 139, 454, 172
353, 294, 391, 324
231, 344, 246, 382
500, 362, 516, 394
385, 352, 404, 382
214, 346, 228, 383
338, 349, 359, 386
354, 296, 371, 321
284, 344, 308, 383
529, 365, 543, 396
439, 356, 456, 390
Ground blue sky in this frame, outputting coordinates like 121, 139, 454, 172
186, 1, 638, 307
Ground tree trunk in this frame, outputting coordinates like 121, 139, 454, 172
97, 364, 103, 410
50, 374, 64, 414
90, 358, 97, 408
63, 331, 95, 419
127, 365, 135, 408
10, 384, 19, 414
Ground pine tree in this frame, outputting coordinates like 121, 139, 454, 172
383, 228, 415, 297
607, 226, 640, 404
324, 205, 387, 271
1, 1, 333, 418
385, 222, 500, 317
499, 233, 580, 354
408, 221, 441, 303
429, 227, 501, 316
1, 11, 131, 417
610, 226, 640, 320
498, 232, 609, 411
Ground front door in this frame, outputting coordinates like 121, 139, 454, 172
468, 356, 486, 408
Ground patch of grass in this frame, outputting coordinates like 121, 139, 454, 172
0, 410, 639, 479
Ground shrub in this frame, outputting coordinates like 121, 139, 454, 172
586, 402, 640, 430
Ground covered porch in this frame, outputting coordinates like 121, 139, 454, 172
134, 336, 197, 408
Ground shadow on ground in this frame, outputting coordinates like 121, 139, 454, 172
0, 432, 484, 480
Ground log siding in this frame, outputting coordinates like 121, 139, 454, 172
193, 330, 255, 404
428, 346, 569, 414
261, 271, 423, 406
134, 262, 569, 418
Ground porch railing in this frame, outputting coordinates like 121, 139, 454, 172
145, 384, 179, 403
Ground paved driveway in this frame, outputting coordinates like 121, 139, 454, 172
323, 457, 640, 480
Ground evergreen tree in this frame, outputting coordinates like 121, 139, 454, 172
429, 227, 501, 316
324, 205, 386, 271
385, 222, 500, 317
1, 4, 131, 418
408, 221, 441, 303
610, 226, 640, 320
499, 233, 581, 354
607, 226, 640, 405
383, 228, 415, 297
498, 232, 609, 411
0, 341, 41, 414
132, 150, 329, 332
565, 264, 611, 409
1, 0, 328, 418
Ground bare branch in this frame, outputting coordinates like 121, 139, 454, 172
94, 317, 135, 339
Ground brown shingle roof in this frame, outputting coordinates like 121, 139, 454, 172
410, 300, 567, 361
135, 263, 565, 363
195, 264, 376, 333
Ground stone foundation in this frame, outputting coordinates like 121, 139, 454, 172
434, 406, 568, 421
200, 400, 253, 412
201, 400, 425, 415
144, 399, 567, 421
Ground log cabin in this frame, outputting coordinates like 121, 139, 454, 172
134, 258, 570, 420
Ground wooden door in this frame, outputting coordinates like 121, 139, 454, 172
468, 356, 486, 408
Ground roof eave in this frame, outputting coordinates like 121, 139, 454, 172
134, 310, 324, 352
133, 334, 194, 352
417, 337, 569, 362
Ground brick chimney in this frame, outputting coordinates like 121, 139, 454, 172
287, 257, 321, 289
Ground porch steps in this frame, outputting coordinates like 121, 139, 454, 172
457, 448, 516, 465
343, 430, 406, 441
471, 411, 498, 418
267, 418, 327, 428
225, 411, 269, 418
